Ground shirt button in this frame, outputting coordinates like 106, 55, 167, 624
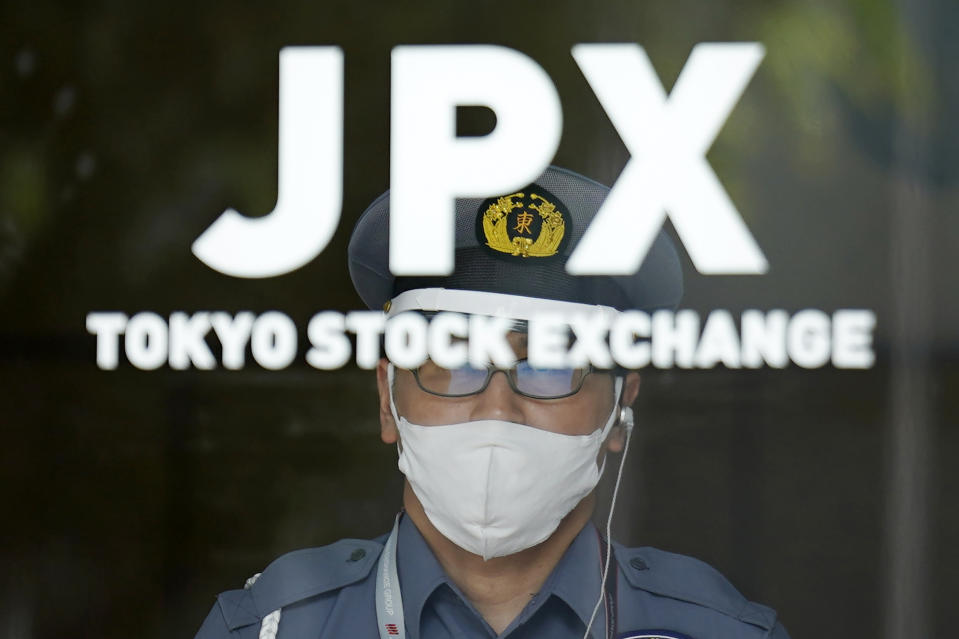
348, 548, 367, 562
629, 557, 648, 571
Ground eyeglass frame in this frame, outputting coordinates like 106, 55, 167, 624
407, 360, 608, 400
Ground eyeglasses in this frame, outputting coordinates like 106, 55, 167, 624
410, 359, 596, 400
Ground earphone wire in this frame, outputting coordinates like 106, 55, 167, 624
582, 413, 632, 639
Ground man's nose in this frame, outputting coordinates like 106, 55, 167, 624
469, 370, 527, 424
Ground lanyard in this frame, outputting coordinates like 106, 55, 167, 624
376, 514, 406, 639
375, 515, 618, 639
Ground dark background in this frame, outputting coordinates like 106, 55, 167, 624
1, 1, 957, 637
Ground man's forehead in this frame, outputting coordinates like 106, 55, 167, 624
448, 330, 528, 353
506, 330, 529, 351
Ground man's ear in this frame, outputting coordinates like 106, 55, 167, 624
622, 371, 640, 407
376, 359, 398, 444
605, 372, 640, 454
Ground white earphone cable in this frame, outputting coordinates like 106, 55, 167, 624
582, 406, 633, 639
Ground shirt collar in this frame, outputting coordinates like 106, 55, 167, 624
396, 513, 453, 638
540, 521, 609, 639
396, 514, 609, 639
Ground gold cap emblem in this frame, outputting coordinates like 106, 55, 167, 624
480, 192, 566, 258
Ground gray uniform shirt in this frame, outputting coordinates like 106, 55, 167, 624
195, 515, 790, 638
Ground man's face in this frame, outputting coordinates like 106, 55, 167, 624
377, 332, 640, 449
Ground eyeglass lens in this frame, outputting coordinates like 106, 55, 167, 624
414, 360, 587, 398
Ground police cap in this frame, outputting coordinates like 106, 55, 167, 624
348, 166, 683, 315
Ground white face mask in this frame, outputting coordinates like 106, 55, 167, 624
388, 365, 623, 560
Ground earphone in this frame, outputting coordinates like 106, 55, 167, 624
618, 406, 635, 432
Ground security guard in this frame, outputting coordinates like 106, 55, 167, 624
195, 166, 790, 639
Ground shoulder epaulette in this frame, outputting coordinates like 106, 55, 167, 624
215, 538, 382, 631
614, 545, 777, 632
